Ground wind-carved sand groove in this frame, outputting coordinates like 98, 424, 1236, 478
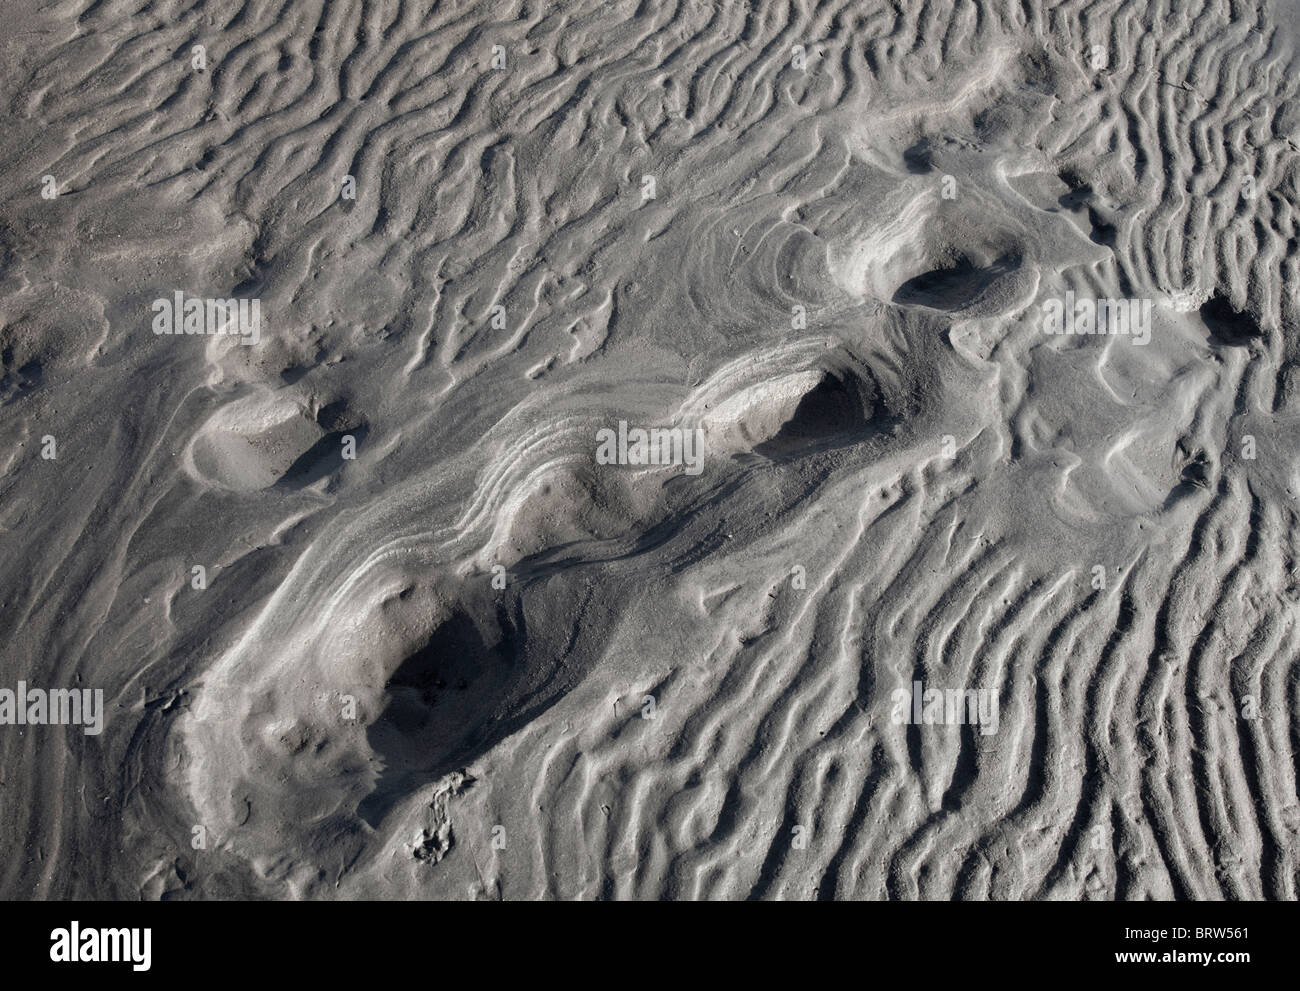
0, 0, 1298, 899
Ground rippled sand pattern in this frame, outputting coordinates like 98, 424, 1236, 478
1, 0, 1298, 899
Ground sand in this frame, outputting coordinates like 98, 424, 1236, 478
1, 0, 1299, 900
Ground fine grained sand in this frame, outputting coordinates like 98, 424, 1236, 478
1, 0, 1299, 900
